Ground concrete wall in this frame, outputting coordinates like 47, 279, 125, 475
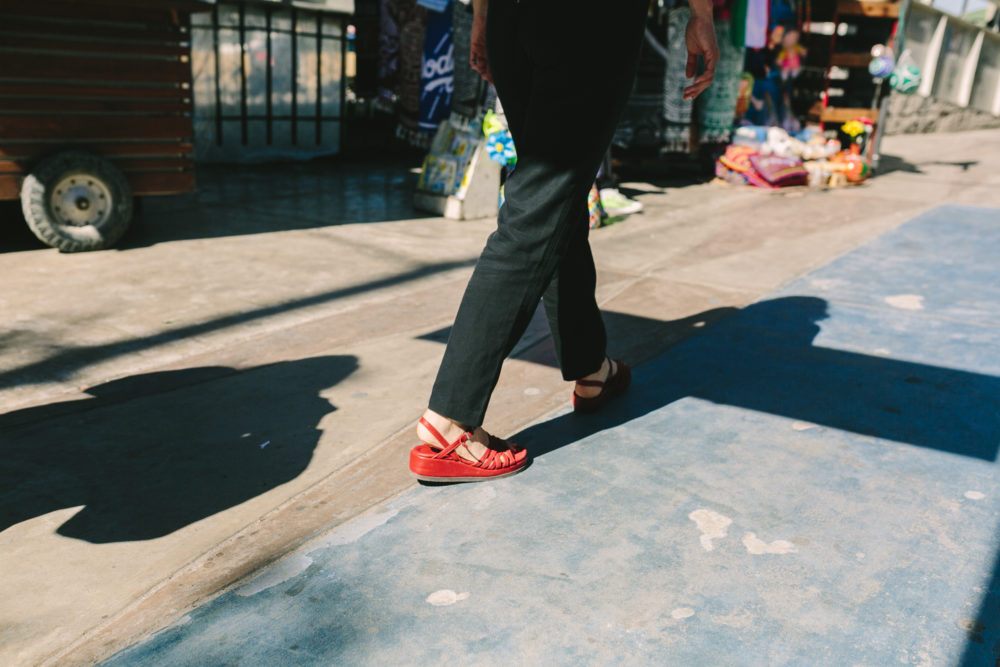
884, 90, 1000, 133
885, 1, 1000, 134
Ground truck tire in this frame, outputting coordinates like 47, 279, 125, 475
20, 151, 133, 252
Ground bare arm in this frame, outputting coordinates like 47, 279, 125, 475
470, 0, 491, 82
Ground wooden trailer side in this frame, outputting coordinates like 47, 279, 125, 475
0, 0, 202, 200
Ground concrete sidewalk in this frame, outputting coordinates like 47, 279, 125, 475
2, 129, 998, 665
103, 203, 1000, 666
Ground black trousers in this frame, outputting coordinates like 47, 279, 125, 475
428, 0, 648, 427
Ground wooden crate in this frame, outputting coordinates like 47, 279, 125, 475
0, 0, 206, 201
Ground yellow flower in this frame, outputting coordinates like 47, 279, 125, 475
841, 120, 865, 137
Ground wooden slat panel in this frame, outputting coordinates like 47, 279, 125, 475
0, 157, 195, 174
830, 53, 874, 68
0, 54, 190, 84
0, 83, 190, 100
0, 97, 192, 114
0, 35, 189, 58
0, 142, 194, 159
0, 3, 186, 26
0, 19, 187, 43
821, 107, 880, 123
0, 174, 21, 200
118, 157, 196, 171
127, 170, 195, 196
0, 171, 194, 199
0, 116, 193, 141
81, 0, 208, 12
836, 0, 900, 17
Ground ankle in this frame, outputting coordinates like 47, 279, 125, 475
579, 358, 610, 383
417, 410, 469, 447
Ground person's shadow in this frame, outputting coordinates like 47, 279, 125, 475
516, 296, 1000, 462
0, 355, 357, 543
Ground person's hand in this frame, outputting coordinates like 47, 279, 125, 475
684, 12, 719, 100
470, 13, 492, 83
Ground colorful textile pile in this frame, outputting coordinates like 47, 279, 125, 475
716, 144, 808, 188
717, 123, 875, 189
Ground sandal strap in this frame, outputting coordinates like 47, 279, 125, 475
419, 417, 472, 460
420, 420, 519, 469
477, 439, 515, 470
418, 416, 451, 448
576, 357, 613, 388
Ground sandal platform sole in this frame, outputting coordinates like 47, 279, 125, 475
411, 464, 529, 483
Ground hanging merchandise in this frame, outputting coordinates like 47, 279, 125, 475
396, 1, 430, 144
416, 2, 455, 135
887, 0, 921, 95
412, 7, 498, 220
868, 45, 896, 79
377, 0, 402, 106
889, 52, 921, 94
449, 0, 488, 121
663, 6, 694, 152
744, 0, 768, 49
730, 0, 747, 49
483, 110, 516, 166
615, 13, 668, 151
696, 18, 745, 144
416, 0, 450, 10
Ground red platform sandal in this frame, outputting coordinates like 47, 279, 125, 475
410, 417, 529, 483
572, 358, 631, 414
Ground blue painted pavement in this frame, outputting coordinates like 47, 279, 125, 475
105, 205, 1000, 666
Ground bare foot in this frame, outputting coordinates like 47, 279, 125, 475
417, 409, 517, 463
574, 358, 616, 398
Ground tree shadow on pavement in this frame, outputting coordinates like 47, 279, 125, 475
515, 295, 1000, 462
0, 355, 356, 543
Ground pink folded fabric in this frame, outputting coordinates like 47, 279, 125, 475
748, 154, 809, 187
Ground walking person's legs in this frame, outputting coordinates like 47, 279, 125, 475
412, 0, 650, 480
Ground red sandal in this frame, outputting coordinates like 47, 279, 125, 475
572, 358, 631, 414
409, 417, 529, 483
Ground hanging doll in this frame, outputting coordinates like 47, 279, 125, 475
777, 28, 806, 81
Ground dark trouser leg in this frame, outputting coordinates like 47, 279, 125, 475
428, 0, 646, 427
596, 149, 616, 191
541, 212, 607, 381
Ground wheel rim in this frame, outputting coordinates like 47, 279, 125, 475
49, 173, 113, 227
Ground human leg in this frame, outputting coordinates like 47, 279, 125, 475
424, 0, 647, 437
